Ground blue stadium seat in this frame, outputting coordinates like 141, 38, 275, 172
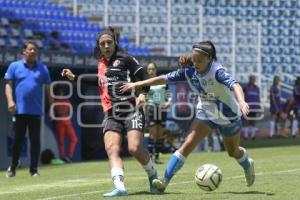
0, 17, 9, 26
7, 38, 19, 48
0, 38, 5, 48
23, 29, 34, 38
0, 27, 8, 37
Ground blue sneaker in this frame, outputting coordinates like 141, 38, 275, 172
149, 171, 161, 194
103, 188, 128, 197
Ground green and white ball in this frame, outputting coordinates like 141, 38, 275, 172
195, 164, 223, 191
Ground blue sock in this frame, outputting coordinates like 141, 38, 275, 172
237, 148, 250, 170
164, 151, 186, 182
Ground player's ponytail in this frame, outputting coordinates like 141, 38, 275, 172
206, 41, 217, 61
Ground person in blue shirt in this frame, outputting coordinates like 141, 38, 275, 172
121, 41, 255, 192
4, 41, 52, 177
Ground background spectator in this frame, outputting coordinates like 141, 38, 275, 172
4, 40, 52, 177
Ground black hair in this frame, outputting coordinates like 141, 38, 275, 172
53, 84, 66, 96
296, 76, 300, 85
22, 40, 38, 50
192, 40, 217, 61
93, 26, 123, 59
273, 75, 280, 85
50, 31, 59, 38
249, 75, 256, 80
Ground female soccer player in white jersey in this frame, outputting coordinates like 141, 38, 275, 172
120, 41, 255, 192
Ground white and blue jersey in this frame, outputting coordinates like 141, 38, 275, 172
164, 61, 242, 136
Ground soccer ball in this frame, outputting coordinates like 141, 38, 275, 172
195, 164, 223, 191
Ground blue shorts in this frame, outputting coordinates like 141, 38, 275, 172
195, 109, 242, 137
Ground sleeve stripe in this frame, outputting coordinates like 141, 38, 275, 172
133, 67, 143, 75
163, 74, 169, 80
229, 80, 238, 89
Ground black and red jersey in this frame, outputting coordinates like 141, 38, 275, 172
97, 52, 148, 112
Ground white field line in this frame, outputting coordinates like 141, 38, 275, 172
0, 168, 300, 200
0, 176, 145, 195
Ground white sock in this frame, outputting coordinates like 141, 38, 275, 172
269, 121, 275, 137
236, 147, 248, 162
236, 147, 250, 170
143, 158, 156, 177
243, 127, 249, 138
174, 150, 186, 162
291, 120, 298, 136
111, 167, 126, 191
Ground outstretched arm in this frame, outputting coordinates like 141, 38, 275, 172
61, 68, 98, 86
232, 83, 249, 117
120, 75, 167, 93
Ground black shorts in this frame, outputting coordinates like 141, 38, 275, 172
242, 112, 258, 125
247, 112, 258, 119
147, 104, 167, 127
103, 105, 145, 135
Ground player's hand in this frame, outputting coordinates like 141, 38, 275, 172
120, 82, 138, 93
61, 69, 76, 80
161, 101, 171, 109
179, 53, 193, 67
239, 101, 249, 117
136, 93, 146, 107
7, 100, 16, 114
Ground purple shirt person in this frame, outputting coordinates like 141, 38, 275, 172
244, 84, 261, 111
243, 75, 260, 139
291, 77, 300, 137
293, 78, 300, 110
270, 85, 282, 114
269, 76, 287, 138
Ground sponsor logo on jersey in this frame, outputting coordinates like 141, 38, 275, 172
34, 71, 41, 78
113, 59, 120, 67
201, 79, 207, 86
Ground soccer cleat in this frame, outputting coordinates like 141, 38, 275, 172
152, 178, 168, 192
6, 166, 16, 178
30, 172, 40, 177
61, 157, 72, 163
103, 188, 128, 197
244, 158, 255, 186
149, 171, 162, 194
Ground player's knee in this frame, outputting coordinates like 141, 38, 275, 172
105, 144, 120, 157
128, 144, 142, 156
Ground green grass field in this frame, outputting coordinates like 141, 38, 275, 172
1, 145, 300, 200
